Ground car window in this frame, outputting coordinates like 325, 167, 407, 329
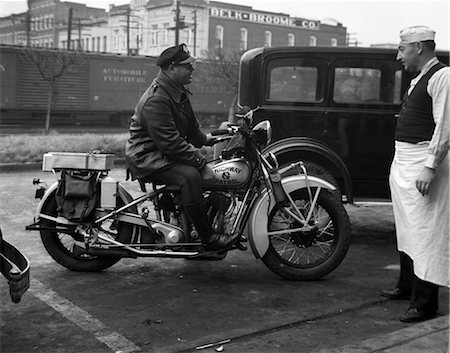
333, 59, 402, 105
265, 58, 324, 103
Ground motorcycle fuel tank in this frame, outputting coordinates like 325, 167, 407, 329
205, 158, 251, 189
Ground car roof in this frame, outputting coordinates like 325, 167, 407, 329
241, 46, 449, 62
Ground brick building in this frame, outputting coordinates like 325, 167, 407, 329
0, 0, 347, 57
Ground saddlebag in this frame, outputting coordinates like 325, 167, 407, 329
55, 171, 98, 222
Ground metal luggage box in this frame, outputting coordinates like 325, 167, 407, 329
42, 152, 115, 171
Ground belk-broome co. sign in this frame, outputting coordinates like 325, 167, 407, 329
209, 7, 320, 30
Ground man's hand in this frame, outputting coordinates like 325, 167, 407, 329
416, 167, 435, 196
204, 134, 218, 146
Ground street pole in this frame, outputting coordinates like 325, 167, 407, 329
126, 8, 130, 55
78, 18, 81, 50
67, 7, 73, 50
192, 10, 197, 56
175, 0, 180, 46
26, 11, 31, 47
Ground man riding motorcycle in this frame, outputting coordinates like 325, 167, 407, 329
125, 43, 233, 251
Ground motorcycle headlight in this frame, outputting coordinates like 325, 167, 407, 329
252, 120, 272, 148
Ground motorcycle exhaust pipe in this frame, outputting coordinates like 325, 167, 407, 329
81, 246, 138, 258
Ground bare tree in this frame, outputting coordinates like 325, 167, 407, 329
204, 48, 242, 122
20, 48, 86, 134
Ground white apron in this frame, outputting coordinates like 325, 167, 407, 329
389, 141, 449, 287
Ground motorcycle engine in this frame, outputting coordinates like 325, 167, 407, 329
205, 191, 237, 235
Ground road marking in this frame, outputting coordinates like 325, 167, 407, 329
30, 279, 140, 353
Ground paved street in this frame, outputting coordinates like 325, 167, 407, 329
1, 169, 448, 353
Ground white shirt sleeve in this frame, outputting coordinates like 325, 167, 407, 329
425, 66, 450, 169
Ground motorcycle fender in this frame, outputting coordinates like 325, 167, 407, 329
34, 182, 58, 221
33, 182, 134, 222
247, 175, 335, 259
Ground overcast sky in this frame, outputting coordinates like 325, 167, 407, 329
1, 0, 449, 50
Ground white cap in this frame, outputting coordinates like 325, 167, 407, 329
400, 26, 435, 44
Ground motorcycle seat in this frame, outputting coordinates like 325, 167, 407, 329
137, 177, 180, 193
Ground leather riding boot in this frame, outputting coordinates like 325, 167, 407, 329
184, 203, 234, 250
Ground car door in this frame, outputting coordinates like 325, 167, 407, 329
324, 55, 404, 197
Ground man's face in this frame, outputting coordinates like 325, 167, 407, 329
171, 63, 195, 86
396, 43, 420, 73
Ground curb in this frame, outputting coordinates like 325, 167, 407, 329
311, 315, 449, 353
0, 158, 126, 173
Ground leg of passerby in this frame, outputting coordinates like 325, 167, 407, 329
400, 274, 439, 322
381, 251, 413, 300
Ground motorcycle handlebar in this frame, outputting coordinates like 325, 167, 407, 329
210, 129, 231, 136
210, 126, 238, 136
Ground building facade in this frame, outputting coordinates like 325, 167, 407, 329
0, 0, 348, 57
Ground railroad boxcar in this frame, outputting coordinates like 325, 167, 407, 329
0, 45, 236, 129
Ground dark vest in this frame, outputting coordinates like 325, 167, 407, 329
395, 62, 446, 143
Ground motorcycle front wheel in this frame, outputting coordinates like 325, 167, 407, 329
39, 191, 136, 272
262, 189, 350, 280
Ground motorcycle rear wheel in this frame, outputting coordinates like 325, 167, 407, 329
39, 191, 135, 272
262, 189, 350, 280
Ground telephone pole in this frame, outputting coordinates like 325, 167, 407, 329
126, 7, 131, 55
174, 0, 180, 45
26, 11, 31, 47
78, 18, 82, 50
67, 7, 73, 50
171, 1, 188, 46
192, 10, 197, 56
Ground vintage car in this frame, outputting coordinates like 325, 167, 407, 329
0, 227, 30, 303
237, 46, 449, 202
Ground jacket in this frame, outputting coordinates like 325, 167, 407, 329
125, 71, 207, 180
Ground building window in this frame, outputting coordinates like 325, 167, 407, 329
121, 29, 127, 49
162, 23, 169, 44
331, 38, 337, 46
240, 28, 248, 51
92, 37, 95, 51
113, 30, 118, 49
103, 36, 107, 52
215, 25, 224, 49
309, 36, 317, 46
288, 33, 295, 46
151, 25, 158, 46
184, 28, 193, 45
264, 30, 272, 47
137, 23, 143, 48
85, 37, 89, 50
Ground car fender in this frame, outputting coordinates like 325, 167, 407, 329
247, 174, 335, 259
263, 137, 353, 203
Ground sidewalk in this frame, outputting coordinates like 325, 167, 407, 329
311, 315, 449, 353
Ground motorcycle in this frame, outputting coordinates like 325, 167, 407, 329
26, 107, 351, 280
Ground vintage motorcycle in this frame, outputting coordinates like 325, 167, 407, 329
26, 107, 351, 280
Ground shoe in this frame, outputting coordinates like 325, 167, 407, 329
205, 233, 234, 251
399, 308, 436, 323
381, 287, 411, 300
184, 203, 233, 251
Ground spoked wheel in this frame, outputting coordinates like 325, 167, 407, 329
262, 189, 351, 280
39, 191, 136, 271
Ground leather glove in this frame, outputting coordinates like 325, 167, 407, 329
204, 133, 218, 146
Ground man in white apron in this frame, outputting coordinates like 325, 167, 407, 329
381, 26, 449, 322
